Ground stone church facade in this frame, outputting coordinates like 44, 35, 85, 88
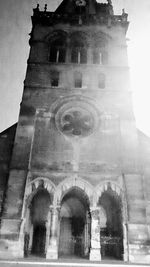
0, 0, 150, 263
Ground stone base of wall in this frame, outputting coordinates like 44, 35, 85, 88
0, 239, 23, 259
129, 244, 150, 264
89, 248, 101, 261
46, 244, 58, 259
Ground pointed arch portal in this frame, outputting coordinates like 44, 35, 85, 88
98, 185, 124, 260
58, 187, 91, 259
22, 178, 127, 261
23, 179, 54, 258
30, 189, 50, 257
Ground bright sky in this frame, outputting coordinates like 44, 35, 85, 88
0, 0, 150, 135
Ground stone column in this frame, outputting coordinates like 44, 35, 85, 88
46, 205, 60, 259
84, 211, 90, 257
84, 213, 88, 256
90, 207, 101, 261
28, 224, 33, 253
45, 211, 51, 257
123, 222, 128, 261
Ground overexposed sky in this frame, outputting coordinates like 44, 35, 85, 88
0, 0, 150, 135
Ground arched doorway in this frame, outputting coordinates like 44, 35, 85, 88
58, 187, 91, 259
99, 186, 123, 260
24, 188, 51, 257
31, 223, 46, 256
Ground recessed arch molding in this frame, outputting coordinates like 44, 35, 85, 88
24, 176, 127, 212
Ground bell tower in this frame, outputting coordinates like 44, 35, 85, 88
0, 0, 150, 263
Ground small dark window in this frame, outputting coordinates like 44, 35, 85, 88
74, 71, 82, 88
51, 71, 59, 87
98, 73, 105, 89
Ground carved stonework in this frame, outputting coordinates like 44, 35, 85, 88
54, 176, 94, 207
95, 181, 123, 205
60, 109, 94, 136
91, 208, 100, 220
55, 99, 99, 138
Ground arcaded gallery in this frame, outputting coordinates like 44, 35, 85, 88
0, 0, 150, 264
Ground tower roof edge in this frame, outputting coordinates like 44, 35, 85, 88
31, 2, 129, 33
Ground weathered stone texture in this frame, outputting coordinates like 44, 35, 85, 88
0, 125, 16, 215
0, 0, 150, 263
2, 170, 27, 218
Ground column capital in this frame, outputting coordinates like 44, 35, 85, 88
90, 206, 100, 219
90, 206, 100, 211
49, 205, 60, 213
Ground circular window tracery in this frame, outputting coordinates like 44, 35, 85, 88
55, 100, 99, 138
61, 108, 94, 136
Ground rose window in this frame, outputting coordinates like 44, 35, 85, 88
61, 109, 94, 136
55, 100, 99, 138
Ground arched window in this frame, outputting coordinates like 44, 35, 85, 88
74, 71, 82, 88
93, 49, 108, 65
71, 39, 87, 64
93, 35, 108, 65
98, 73, 105, 89
49, 37, 66, 63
